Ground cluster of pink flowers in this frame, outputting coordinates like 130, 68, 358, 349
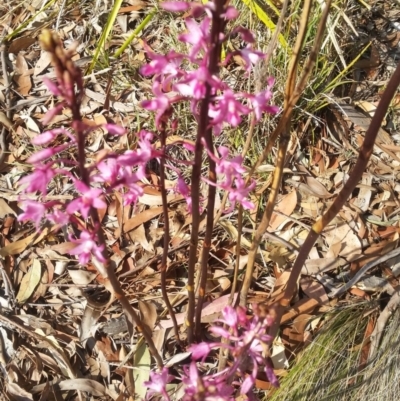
19, 0, 277, 264
18, 0, 280, 398
18, 32, 160, 265
140, 0, 278, 212
18, 126, 159, 264
145, 305, 279, 400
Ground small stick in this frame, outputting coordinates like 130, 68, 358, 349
368, 287, 400, 362
159, 113, 181, 347
268, 57, 400, 344
328, 247, 400, 298
239, 0, 314, 306
0, 35, 11, 166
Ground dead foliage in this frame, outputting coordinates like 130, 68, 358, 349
0, 0, 399, 399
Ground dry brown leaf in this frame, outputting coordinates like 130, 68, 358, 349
353, 173, 373, 212
15, 54, 32, 96
8, 36, 36, 54
219, 220, 253, 248
301, 257, 345, 275
271, 338, 289, 370
117, 14, 128, 33
158, 293, 237, 329
349, 287, 368, 298
292, 313, 313, 336
354, 100, 377, 117
34, 50, 52, 76
255, 378, 275, 391
165, 352, 192, 368
37, 381, 50, 401
213, 270, 231, 291
32, 267, 49, 301
304, 176, 332, 198
118, 1, 146, 13
6, 382, 33, 401
268, 271, 291, 304
0, 111, 13, 131
96, 337, 120, 362
300, 277, 329, 305
0, 198, 16, 217
50, 241, 78, 254
32, 379, 108, 396
269, 191, 297, 232
324, 220, 362, 261
23, 116, 41, 133
152, 328, 166, 355
80, 297, 108, 344
128, 224, 154, 253
18, 315, 54, 335
282, 325, 303, 353
16, 259, 42, 304
121, 206, 163, 235
153, 134, 195, 149
68, 269, 97, 285
138, 300, 158, 333
281, 298, 319, 324
139, 193, 182, 206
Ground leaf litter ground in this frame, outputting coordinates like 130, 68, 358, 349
0, 0, 400, 399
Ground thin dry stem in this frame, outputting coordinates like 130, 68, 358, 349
369, 287, 400, 362
239, 0, 313, 306
264, 0, 290, 67
41, 30, 164, 368
268, 59, 400, 343
159, 116, 182, 347
0, 36, 11, 166
247, 0, 333, 180
217, 113, 257, 371
187, 0, 227, 344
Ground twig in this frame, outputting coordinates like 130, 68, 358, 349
239, 0, 313, 306
0, 313, 76, 378
186, 0, 226, 344
246, 0, 333, 181
159, 115, 181, 347
328, 247, 400, 298
263, 0, 290, 67
194, 0, 226, 338
368, 287, 400, 362
40, 31, 164, 368
0, 36, 11, 166
267, 55, 400, 344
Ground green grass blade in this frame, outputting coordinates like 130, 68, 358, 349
5, 0, 57, 41
324, 42, 371, 93
239, 0, 288, 49
113, 7, 158, 59
88, 0, 124, 73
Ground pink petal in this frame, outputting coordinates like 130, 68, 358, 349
189, 343, 213, 360
92, 197, 107, 210
209, 326, 231, 339
160, 1, 189, 12
223, 6, 239, 20
32, 131, 57, 145
104, 124, 126, 136
27, 147, 58, 164
42, 103, 65, 125
241, 376, 254, 394
42, 76, 61, 96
